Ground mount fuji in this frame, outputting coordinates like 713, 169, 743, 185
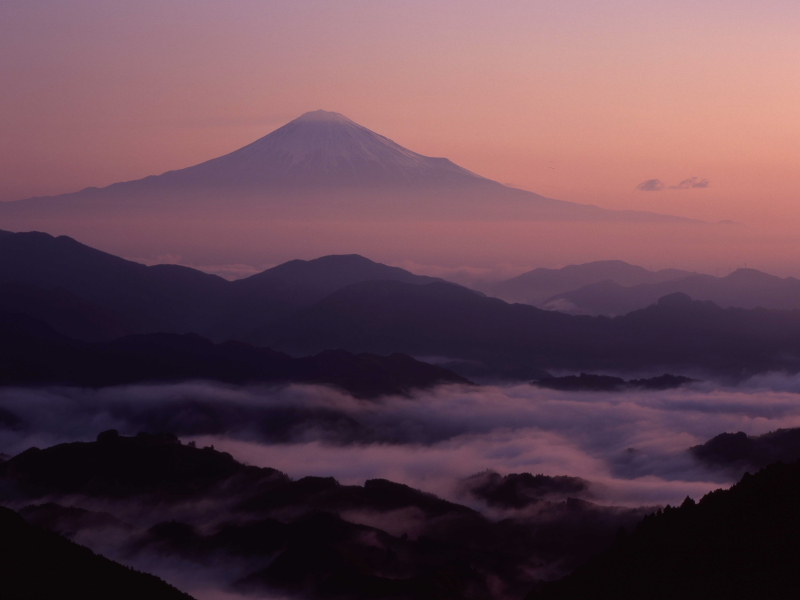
148, 109, 485, 189
1, 110, 695, 223
0, 110, 714, 268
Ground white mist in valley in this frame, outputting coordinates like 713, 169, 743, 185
4, 377, 800, 508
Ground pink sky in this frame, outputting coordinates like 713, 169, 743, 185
1, 0, 799, 269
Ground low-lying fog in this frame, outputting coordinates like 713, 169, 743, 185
4, 375, 800, 508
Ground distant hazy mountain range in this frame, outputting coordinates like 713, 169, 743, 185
480, 260, 699, 307
481, 260, 800, 316
3, 230, 800, 380
0, 110, 697, 225
543, 268, 800, 315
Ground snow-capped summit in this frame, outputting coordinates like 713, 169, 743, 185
292, 109, 353, 123
153, 109, 483, 188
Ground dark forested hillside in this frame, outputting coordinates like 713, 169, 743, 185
527, 460, 800, 600
0, 505, 193, 600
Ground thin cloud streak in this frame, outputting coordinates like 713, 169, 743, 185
637, 177, 710, 191
670, 177, 710, 189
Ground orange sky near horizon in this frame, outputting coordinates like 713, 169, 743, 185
2, 0, 799, 229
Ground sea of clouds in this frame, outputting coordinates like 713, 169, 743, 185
4, 375, 800, 510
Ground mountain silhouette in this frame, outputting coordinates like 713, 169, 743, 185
481, 260, 697, 306
0, 231, 228, 336
216, 253, 445, 338
544, 267, 800, 315
0, 231, 449, 341
0, 311, 468, 397
5, 231, 800, 381
527, 460, 800, 600
249, 281, 800, 378
461, 471, 591, 509
0, 430, 286, 500
0, 505, 193, 600
691, 427, 800, 473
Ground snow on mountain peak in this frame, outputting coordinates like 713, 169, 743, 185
174, 110, 482, 186
293, 110, 353, 123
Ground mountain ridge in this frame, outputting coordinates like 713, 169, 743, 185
0, 309, 469, 397
544, 267, 800, 315
4, 231, 800, 381
482, 260, 699, 306
0, 230, 452, 341
249, 279, 800, 378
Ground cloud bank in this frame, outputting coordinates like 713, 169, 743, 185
670, 177, 710, 189
4, 378, 800, 598
3, 377, 800, 508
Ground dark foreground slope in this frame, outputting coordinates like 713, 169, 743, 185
528, 461, 800, 600
0, 311, 468, 397
0, 505, 193, 600
0, 432, 648, 600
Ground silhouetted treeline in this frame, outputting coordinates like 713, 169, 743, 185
0, 505, 193, 600
528, 460, 800, 600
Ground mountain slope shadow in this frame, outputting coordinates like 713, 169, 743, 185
0, 505, 193, 600
527, 460, 800, 600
